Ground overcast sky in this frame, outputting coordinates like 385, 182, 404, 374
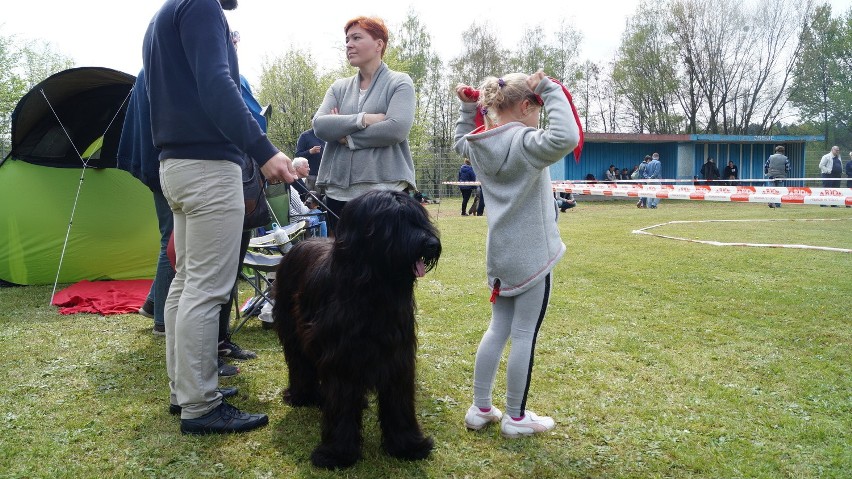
3, 0, 850, 85
3, 0, 641, 83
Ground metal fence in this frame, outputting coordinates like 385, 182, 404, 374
411, 146, 465, 201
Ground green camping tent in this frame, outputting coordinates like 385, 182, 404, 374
0, 67, 158, 285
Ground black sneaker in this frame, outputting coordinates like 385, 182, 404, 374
218, 358, 239, 377
152, 323, 165, 336
139, 299, 154, 318
218, 339, 258, 360
169, 387, 239, 415
180, 401, 268, 435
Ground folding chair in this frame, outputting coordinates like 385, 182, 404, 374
230, 220, 307, 334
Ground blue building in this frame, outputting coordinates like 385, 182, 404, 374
554, 133, 823, 185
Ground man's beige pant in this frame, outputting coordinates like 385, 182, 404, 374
160, 159, 243, 419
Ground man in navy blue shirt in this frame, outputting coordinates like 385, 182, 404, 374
295, 128, 323, 191
143, 0, 296, 435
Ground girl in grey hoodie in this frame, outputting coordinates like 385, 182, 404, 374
454, 70, 580, 438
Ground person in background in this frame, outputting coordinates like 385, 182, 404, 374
818, 146, 842, 187
764, 145, 789, 209
555, 192, 576, 212
458, 159, 477, 215
636, 155, 650, 209
295, 128, 323, 191
143, 0, 296, 435
818, 146, 843, 207
846, 151, 852, 207
700, 157, 719, 185
313, 16, 416, 233
646, 153, 662, 209
723, 160, 738, 186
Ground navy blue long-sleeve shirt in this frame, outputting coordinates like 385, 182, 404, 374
117, 69, 161, 192
142, 0, 278, 166
295, 129, 323, 173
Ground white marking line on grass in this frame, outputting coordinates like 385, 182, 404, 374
633, 218, 852, 253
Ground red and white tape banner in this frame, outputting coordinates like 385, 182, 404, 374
444, 181, 852, 206
552, 182, 852, 207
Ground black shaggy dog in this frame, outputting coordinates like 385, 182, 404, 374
273, 190, 441, 469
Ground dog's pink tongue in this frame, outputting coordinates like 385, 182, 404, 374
414, 259, 426, 277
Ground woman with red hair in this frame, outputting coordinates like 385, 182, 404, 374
312, 16, 416, 233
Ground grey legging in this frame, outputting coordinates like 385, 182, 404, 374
472, 274, 551, 418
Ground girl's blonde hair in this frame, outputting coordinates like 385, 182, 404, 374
478, 73, 533, 125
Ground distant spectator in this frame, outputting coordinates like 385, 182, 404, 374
646, 153, 662, 209
846, 151, 852, 207
555, 192, 576, 212
723, 160, 738, 186
819, 146, 842, 188
764, 145, 789, 209
636, 155, 651, 209
458, 159, 476, 216
700, 157, 719, 184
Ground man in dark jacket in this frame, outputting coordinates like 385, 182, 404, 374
295, 128, 323, 191
458, 159, 476, 215
143, 0, 296, 435
700, 158, 720, 184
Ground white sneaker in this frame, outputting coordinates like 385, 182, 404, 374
464, 405, 502, 431
500, 410, 555, 438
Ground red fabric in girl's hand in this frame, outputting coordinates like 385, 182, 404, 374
462, 80, 584, 163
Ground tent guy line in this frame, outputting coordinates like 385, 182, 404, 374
43, 86, 134, 304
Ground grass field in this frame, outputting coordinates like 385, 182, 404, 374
1, 199, 850, 478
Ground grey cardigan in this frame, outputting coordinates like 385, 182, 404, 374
312, 62, 416, 195
454, 77, 580, 297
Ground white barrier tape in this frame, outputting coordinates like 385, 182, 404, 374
551, 182, 852, 207
633, 218, 852, 253
443, 181, 852, 206
447, 178, 852, 184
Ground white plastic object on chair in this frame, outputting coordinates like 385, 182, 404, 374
249, 221, 308, 248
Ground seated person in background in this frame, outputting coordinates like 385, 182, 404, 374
620, 168, 631, 181
584, 173, 597, 183
555, 191, 576, 212
304, 194, 328, 237
605, 165, 618, 182
289, 182, 311, 224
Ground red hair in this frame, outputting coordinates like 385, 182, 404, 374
344, 16, 388, 57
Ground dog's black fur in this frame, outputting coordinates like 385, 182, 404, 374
273, 190, 441, 469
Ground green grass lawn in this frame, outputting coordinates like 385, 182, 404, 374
1, 199, 850, 478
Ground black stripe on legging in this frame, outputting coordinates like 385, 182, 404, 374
518, 274, 551, 414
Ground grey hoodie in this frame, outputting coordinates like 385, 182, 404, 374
454, 77, 580, 296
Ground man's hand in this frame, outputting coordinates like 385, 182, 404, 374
261, 151, 297, 184
309, 145, 321, 154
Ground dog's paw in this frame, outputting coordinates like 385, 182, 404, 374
310, 444, 361, 469
384, 435, 434, 461
282, 388, 320, 408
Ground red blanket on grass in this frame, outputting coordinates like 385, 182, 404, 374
52, 279, 153, 315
